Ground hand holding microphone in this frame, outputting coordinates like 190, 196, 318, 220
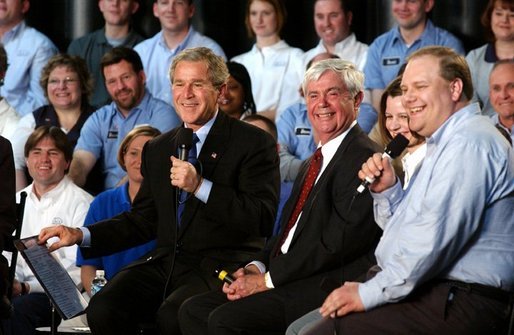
356, 134, 408, 194
170, 128, 201, 193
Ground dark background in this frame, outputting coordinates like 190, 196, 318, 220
27, 0, 489, 59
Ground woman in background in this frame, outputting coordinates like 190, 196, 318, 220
377, 76, 426, 189
12, 54, 97, 192
219, 61, 256, 119
232, 0, 304, 121
76, 126, 161, 295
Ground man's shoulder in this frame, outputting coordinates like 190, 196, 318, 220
63, 178, 94, 202
369, 28, 397, 51
18, 24, 56, 49
134, 32, 160, 54
68, 29, 104, 51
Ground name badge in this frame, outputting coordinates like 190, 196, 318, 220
107, 130, 118, 139
295, 128, 311, 136
382, 57, 400, 66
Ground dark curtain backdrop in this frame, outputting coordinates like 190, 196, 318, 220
27, 0, 488, 59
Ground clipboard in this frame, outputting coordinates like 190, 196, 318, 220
14, 235, 88, 320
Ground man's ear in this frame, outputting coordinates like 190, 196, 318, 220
450, 78, 463, 102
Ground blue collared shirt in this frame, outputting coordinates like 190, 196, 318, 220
277, 103, 316, 182
364, 20, 464, 90
134, 27, 226, 105
75, 90, 180, 189
360, 103, 514, 310
0, 21, 58, 116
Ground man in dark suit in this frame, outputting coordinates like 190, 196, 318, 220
38, 47, 280, 334
0, 136, 16, 318
178, 59, 382, 334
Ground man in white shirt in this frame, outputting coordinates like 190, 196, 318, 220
304, 0, 368, 71
2, 126, 92, 335
489, 59, 514, 145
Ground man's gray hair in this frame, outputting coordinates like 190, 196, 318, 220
169, 47, 229, 90
302, 59, 364, 97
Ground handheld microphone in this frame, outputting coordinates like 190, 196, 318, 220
177, 128, 193, 161
213, 268, 235, 285
356, 134, 409, 194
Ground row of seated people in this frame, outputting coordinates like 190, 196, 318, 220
0, 0, 511, 127
1, 0, 512, 195
1, 44, 512, 335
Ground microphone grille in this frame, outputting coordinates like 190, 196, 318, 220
177, 127, 193, 149
384, 134, 409, 159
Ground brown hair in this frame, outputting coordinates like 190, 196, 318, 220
24, 126, 72, 164
378, 76, 424, 146
40, 54, 93, 104
117, 125, 161, 171
406, 46, 473, 101
245, 0, 286, 38
481, 0, 514, 42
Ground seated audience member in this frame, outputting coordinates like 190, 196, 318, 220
11, 54, 98, 193
178, 59, 381, 335
0, 45, 19, 141
68, 0, 144, 108
0, 0, 58, 117
219, 62, 256, 119
135, 0, 225, 105
2, 126, 92, 335
292, 46, 514, 335
38, 47, 280, 335
69, 47, 180, 191
0, 136, 16, 318
304, 0, 368, 70
376, 76, 426, 188
243, 114, 291, 235
277, 52, 337, 182
489, 59, 514, 145
232, 0, 304, 121
76, 125, 161, 296
362, 0, 464, 131
466, 0, 514, 117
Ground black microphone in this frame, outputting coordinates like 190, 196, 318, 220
177, 128, 193, 161
355, 134, 409, 194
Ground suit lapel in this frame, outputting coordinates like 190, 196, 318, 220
288, 125, 363, 245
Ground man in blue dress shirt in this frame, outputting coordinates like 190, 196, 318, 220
134, 0, 226, 105
294, 46, 514, 335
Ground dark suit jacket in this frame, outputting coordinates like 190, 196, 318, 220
264, 124, 381, 291
0, 136, 15, 251
81, 112, 280, 273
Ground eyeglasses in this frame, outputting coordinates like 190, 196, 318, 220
48, 77, 79, 87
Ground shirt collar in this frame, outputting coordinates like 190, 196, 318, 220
158, 26, 194, 55
392, 19, 433, 46
185, 110, 219, 151
484, 43, 499, 63
319, 120, 357, 170
112, 89, 151, 118
2, 20, 24, 43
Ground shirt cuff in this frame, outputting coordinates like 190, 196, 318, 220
78, 227, 91, 247
195, 178, 212, 204
246, 261, 266, 274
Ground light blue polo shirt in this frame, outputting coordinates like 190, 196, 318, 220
75, 90, 180, 189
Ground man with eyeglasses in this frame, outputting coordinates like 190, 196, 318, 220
69, 47, 180, 192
